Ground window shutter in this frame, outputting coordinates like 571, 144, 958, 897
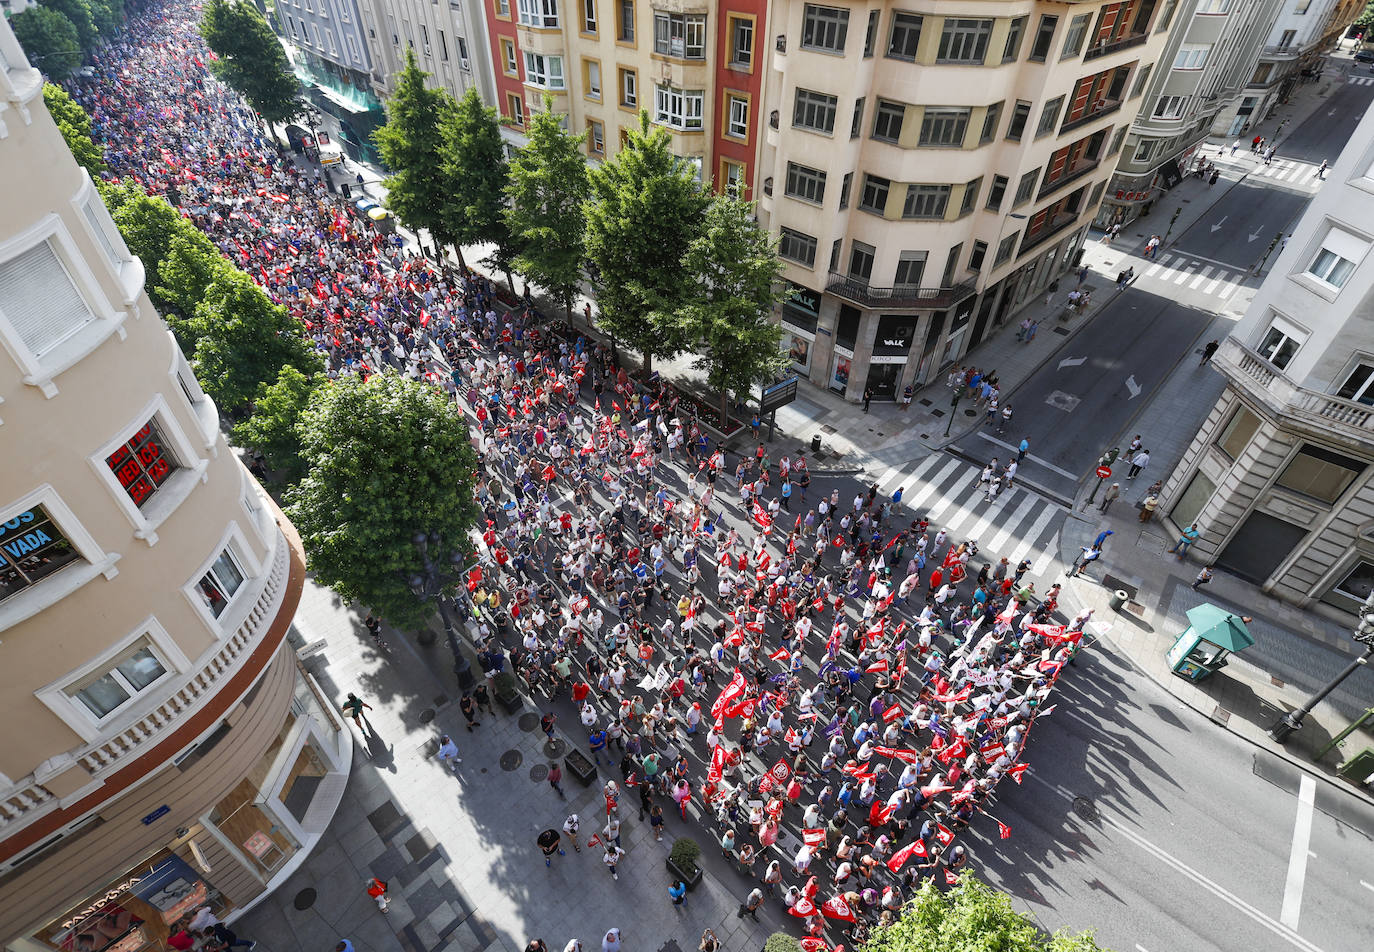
0, 241, 96, 359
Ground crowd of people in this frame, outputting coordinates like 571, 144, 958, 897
68, 3, 1088, 946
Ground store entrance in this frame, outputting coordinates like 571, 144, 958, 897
865, 364, 902, 400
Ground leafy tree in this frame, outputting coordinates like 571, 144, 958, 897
102, 184, 187, 278
86, 0, 124, 38
373, 51, 457, 256
184, 267, 323, 413
43, 83, 106, 177
761, 935, 799, 952
439, 87, 510, 271
155, 231, 233, 341
505, 96, 588, 317
679, 194, 787, 427
1355, 1, 1374, 34
200, 0, 302, 125
287, 373, 483, 629
11, 6, 82, 82
41, 0, 97, 50
232, 365, 324, 486
584, 111, 707, 375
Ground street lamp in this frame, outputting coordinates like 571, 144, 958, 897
943, 390, 962, 437
408, 530, 476, 692
1268, 591, 1374, 743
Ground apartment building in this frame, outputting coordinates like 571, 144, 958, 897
364, 0, 496, 106
1101, 0, 1282, 227
0, 21, 348, 949
1240, 0, 1362, 123
756, 2, 1169, 402
1158, 96, 1374, 622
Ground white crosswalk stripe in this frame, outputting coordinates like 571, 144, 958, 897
1141, 253, 1242, 301
1348, 76, 1374, 85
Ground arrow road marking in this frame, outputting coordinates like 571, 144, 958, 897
1125, 375, 1141, 399
1058, 356, 1087, 370
1249, 229, 1263, 243
1361, 880, 1374, 892
1210, 216, 1228, 233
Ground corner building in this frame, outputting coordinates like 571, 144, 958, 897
0, 22, 349, 951
757, 1, 1169, 401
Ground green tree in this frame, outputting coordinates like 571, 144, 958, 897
43, 83, 106, 177
200, 0, 302, 125
287, 373, 482, 628
184, 267, 323, 413
41, 0, 97, 50
584, 111, 707, 374
504, 96, 589, 317
86, 0, 124, 38
232, 365, 324, 486
155, 231, 233, 340
11, 6, 82, 82
679, 193, 787, 427
102, 184, 188, 278
439, 87, 510, 271
1355, 1, 1374, 34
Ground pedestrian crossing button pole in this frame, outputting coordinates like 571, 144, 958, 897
943, 392, 961, 437
1086, 465, 1112, 506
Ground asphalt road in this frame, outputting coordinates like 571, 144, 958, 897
1273, 73, 1374, 166
1171, 180, 1310, 273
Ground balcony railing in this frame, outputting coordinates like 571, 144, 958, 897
1019, 211, 1080, 254
1261, 44, 1301, 60
1038, 159, 1101, 200
1225, 338, 1374, 437
825, 273, 977, 310
1060, 97, 1122, 134
1083, 32, 1148, 61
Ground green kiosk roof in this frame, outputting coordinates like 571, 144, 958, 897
1185, 604, 1255, 652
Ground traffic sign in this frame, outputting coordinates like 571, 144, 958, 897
1095, 466, 1112, 479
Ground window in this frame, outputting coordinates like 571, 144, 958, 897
1131, 63, 1153, 98
721, 161, 745, 195
986, 174, 1007, 211
1332, 561, 1374, 604
785, 163, 827, 204
1002, 16, 1026, 62
1133, 139, 1156, 162
778, 227, 819, 267
1256, 317, 1305, 369
1174, 45, 1209, 69
1156, 0, 1179, 31
894, 251, 927, 287
106, 419, 179, 509
968, 240, 988, 271
588, 119, 605, 154
196, 547, 246, 618
1014, 169, 1039, 206
654, 84, 704, 130
995, 233, 1018, 265
583, 0, 597, 33
497, 0, 511, 13
902, 184, 951, 219
1153, 95, 1188, 119
730, 16, 754, 68
584, 59, 602, 99
501, 39, 517, 75
838, 172, 853, 209
507, 93, 526, 126
1305, 228, 1368, 289
1029, 15, 1057, 61
518, 0, 559, 28
960, 177, 982, 215
66, 640, 169, 720
872, 99, 904, 142
617, 0, 634, 41
980, 101, 1002, 143
654, 13, 706, 59
716, 94, 745, 139
859, 174, 891, 213
1215, 407, 1260, 460
802, 4, 849, 53
439, 31, 449, 61
848, 242, 876, 282
863, 10, 879, 57
82, 196, 133, 276
919, 107, 969, 147
1006, 101, 1031, 140
0, 505, 83, 603
1337, 364, 1374, 406
0, 239, 96, 361
1195, 0, 1230, 12
942, 243, 963, 286
1109, 126, 1128, 155
618, 68, 638, 107
523, 52, 565, 89
937, 18, 992, 64
887, 12, 922, 60
1062, 13, 1090, 58
793, 88, 838, 134
830, 240, 843, 273
1036, 96, 1064, 137
851, 98, 865, 139
1276, 445, 1365, 504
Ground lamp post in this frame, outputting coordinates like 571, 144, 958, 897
943, 390, 962, 437
1268, 591, 1374, 743
408, 531, 476, 692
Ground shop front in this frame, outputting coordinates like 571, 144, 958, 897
829, 305, 863, 397
780, 281, 822, 377
865, 315, 918, 401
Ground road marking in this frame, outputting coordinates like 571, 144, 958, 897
987, 494, 1037, 552
1058, 356, 1087, 369
1143, 254, 1171, 278
1124, 375, 1141, 399
1172, 263, 1195, 284
1034, 774, 1326, 952
1136, 945, 1150, 952
1360, 880, 1374, 892
1189, 265, 1214, 289
975, 432, 1078, 479
1281, 775, 1317, 929
900, 456, 962, 513
1009, 508, 1061, 569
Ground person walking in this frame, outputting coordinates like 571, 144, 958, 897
737, 886, 765, 920
602, 843, 626, 880
699, 929, 720, 952
1170, 523, 1201, 559
901, 385, 913, 411
206, 924, 254, 951
588, 725, 609, 765
1071, 546, 1101, 576
1099, 482, 1120, 512
537, 828, 565, 868
1018, 438, 1029, 464
341, 693, 372, 734
365, 877, 390, 913
459, 693, 480, 731
1144, 236, 1161, 260
1201, 340, 1219, 365
1192, 566, 1215, 591
563, 813, 582, 852
668, 880, 688, 907
1316, 159, 1328, 180
1127, 448, 1150, 480
862, 388, 874, 413
547, 761, 565, 798
540, 711, 557, 742
436, 734, 461, 772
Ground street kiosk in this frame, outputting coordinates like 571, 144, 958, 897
1167, 604, 1254, 682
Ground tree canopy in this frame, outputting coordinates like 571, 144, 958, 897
43, 83, 106, 177
287, 373, 483, 629
41, 0, 97, 51
232, 365, 324, 487
584, 111, 707, 373
11, 6, 82, 81
373, 51, 457, 253
439, 86, 511, 269
199, 0, 302, 125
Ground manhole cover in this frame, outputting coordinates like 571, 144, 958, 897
518, 713, 540, 732
530, 764, 549, 782
963, 409, 977, 417
1072, 797, 1098, 820
500, 749, 524, 771
419, 709, 436, 724
544, 739, 565, 756
293, 888, 317, 911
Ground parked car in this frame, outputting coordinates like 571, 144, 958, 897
1355, 49, 1374, 64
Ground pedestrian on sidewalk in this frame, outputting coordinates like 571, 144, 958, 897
1127, 448, 1150, 479
473, 682, 494, 716
537, 828, 565, 867
1170, 523, 1201, 559
999, 404, 1013, 433
460, 693, 480, 730
341, 693, 373, 734
1099, 482, 1120, 512
540, 711, 557, 741
1045, 279, 1060, 307
206, 924, 255, 951
1026, 320, 1039, 341
1201, 340, 1219, 365
1077, 264, 1089, 286
1192, 566, 1215, 591
603, 844, 626, 880
365, 877, 390, 913
862, 388, 874, 412
1018, 438, 1029, 464
699, 929, 720, 952
547, 761, 565, 798
563, 813, 582, 852
1071, 546, 1101, 576
436, 734, 461, 772
1016, 317, 1032, 341
602, 929, 622, 952
1139, 490, 1160, 523
901, 385, 913, 410
737, 886, 765, 920
668, 880, 688, 907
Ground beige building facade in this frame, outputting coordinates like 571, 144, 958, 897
0, 21, 348, 951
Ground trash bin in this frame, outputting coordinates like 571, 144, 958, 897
1337, 747, 1374, 783
1109, 589, 1129, 611
340, 181, 352, 199
811, 434, 822, 454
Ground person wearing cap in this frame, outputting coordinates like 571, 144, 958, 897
1099, 482, 1121, 512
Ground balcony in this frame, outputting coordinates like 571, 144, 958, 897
1019, 210, 1080, 254
1038, 158, 1101, 200
1060, 97, 1122, 135
1223, 338, 1374, 444
1083, 32, 1149, 61
1260, 45, 1301, 61
825, 274, 977, 310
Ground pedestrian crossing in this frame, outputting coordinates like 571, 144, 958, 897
1348, 75, 1374, 85
1248, 157, 1327, 188
867, 452, 1068, 577
1138, 252, 1244, 300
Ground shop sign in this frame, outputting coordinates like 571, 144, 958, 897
141, 805, 170, 826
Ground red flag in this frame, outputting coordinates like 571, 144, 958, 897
799, 940, 829, 952
802, 828, 827, 847
997, 821, 1012, 840
707, 744, 727, 784
943, 868, 960, 885
867, 800, 897, 826
865, 659, 889, 674
885, 838, 927, 872
1008, 763, 1029, 784
882, 703, 904, 723
788, 897, 817, 918
934, 823, 954, 846
711, 669, 747, 718
873, 746, 921, 765
752, 501, 773, 530
784, 727, 800, 746
585, 833, 602, 849
770, 647, 791, 661
1037, 704, 1057, 717
820, 895, 857, 922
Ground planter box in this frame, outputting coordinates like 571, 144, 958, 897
666, 857, 703, 891
495, 689, 523, 714
565, 749, 598, 787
